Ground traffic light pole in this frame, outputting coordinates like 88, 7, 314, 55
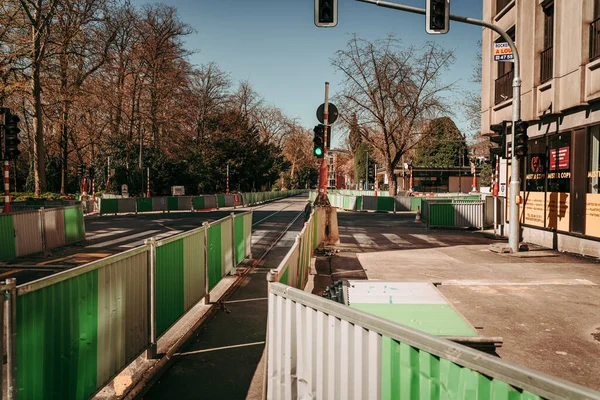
3, 160, 10, 214
316, 82, 330, 206
356, 0, 522, 252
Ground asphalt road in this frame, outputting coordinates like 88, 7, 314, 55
141, 196, 308, 400
0, 196, 307, 286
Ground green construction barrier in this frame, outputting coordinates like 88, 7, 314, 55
136, 198, 153, 213
234, 215, 245, 265
377, 197, 395, 212
64, 207, 85, 244
192, 196, 205, 210
0, 214, 17, 261
216, 195, 226, 208
207, 224, 222, 290
155, 239, 185, 337
429, 203, 455, 227
167, 197, 179, 211
99, 199, 118, 214
410, 197, 423, 212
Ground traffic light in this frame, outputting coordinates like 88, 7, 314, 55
314, 0, 337, 27
489, 122, 506, 158
514, 120, 529, 158
313, 125, 324, 158
4, 113, 21, 160
426, 0, 449, 34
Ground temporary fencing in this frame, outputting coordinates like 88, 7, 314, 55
0, 205, 86, 262
266, 283, 599, 400
425, 200, 486, 229
99, 190, 304, 215
8, 210, 253, 400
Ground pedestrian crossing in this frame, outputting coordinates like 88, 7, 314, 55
338, 231, 489, 250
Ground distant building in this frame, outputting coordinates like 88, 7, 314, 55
481, 0, 600, 257
327, 149, 350, 189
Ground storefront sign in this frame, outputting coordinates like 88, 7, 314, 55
524, 192, 545, 227
546, 192, 570, 232
549, 147, 570, 170
586, 194, 600, 238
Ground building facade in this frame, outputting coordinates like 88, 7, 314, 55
482, 0, 600, 257
326, 149, 350, 189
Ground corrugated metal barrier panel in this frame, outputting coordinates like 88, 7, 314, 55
152, 197, 167, 212
454, 201, 484, 229
156, 239, 185, 338
43, 208, 66, 250
167, 197, 179, 211
118, 198, 137, 213
429, 203, 455, 227
207, 224, 222, 290
377, 197, 394, 212
137, 198, 153, 212
216, 195, 226, 208
234, 214, 245, 265
64, 206, 85, 243
204, 195, 217, 209
267, 283, 599, 400
100, 199, 118, 214
13, 212, 43, 257
178, 196, 192, 211
0, 214, 17, 261
192, 196, 205, 210
183, 230, 206, 310
220, 218, 234, 276
362, 196, 378, 211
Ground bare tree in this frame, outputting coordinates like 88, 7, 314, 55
332, 35, 455, 195
254, 105, 297, 147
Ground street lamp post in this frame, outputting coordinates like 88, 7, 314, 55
356, 0, 522, 252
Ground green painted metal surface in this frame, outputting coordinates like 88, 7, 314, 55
356, 196, 362, 210
207, 224, 222, 290
136, 198, 153, 213
429, 203, 455, 227
216, 195, 226, 208
279, 265, 289, 285
234, 215, 245, 264
183, 232, 205, 310
192, 196, 205, 210
64, 207, 85, 243
0, 214, 16, 261
381, 337, 542, 400
350, 303, 477, 337
17, 270, 99, 400
377, 197, 395, 212
313, 211, 318, 250
155, 240, 185, 337
167, 197, 179, 211
410, 197, 423, 212
100, 199, 118, 214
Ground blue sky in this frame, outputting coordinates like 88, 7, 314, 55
133, 0, 483, 146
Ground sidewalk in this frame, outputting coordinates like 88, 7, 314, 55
312, 210, 600, 391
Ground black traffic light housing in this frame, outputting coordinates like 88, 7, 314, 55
313, 125, 324, 158
489, 122, 506, 158
426, 0, 450, 34
314, 0, 337, 27
514, 120, 529, 158
4, 112, 21, 160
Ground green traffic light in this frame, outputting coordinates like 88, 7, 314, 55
314, 147, 323, 156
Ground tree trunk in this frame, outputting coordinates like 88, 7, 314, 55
387, 163, 397, 196
32, 50, 46, 195
60, 104, 69, 195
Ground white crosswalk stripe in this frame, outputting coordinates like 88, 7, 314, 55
409, 234, 447, 247
86, 229, 131, 240
87, 230, 160, 248
121, 230, 184, 248
353, 233, 377, 247
381, 233, 412, 246
251, 230, 268, 245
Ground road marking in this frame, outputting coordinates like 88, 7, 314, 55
121, 230, 184, 248
441, 279, 598, 286
225, 297, 268, 304
353, 233, 377, 247
251, 230, 268, 244
275, 231, 299, 247
409, 234, 447, 247
87, 230, 160, 248
175, 341, 265, 357
382, 233, 411, 246
0, 269, 20, 278
86, 229, 131, 240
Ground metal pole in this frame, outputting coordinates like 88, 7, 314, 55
3, 160, 11, 213
146, 167, 150, 198
226, 164, 230, 194
145, 239, 157, 359
356, 0, 522, 251
6, 278, 17, 400
365, 152, 368, 191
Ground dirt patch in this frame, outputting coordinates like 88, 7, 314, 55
591, 327, 600, 342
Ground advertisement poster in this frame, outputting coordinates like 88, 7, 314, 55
585, 194, 600, 238
523, 192, 545, 227
546, 192, 570, 232
549, 147, 570, 170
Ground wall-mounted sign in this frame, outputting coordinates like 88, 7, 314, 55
494, 42, 514, 61
550, 147, 570, 170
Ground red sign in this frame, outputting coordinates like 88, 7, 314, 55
549, 147, 570, 170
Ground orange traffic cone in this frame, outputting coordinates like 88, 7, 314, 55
415, 206, 422, 222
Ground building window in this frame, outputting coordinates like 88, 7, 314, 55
540, 4, 554, 83
548, 133, 570, 193
525, 139, 546, 192
590, 126, 600, 194
590, 0, 600, 61
494, 28, 515, 105
496, 0, 512, 15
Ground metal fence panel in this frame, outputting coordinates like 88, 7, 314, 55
43, 208, 66, 250
100, 199, 118, 215
0, 214, 16, 261
267, 283, 599, 400
394, 196, 411, 211
377, 197, 395, 212
207, 224, 223, 291
152, 197, 168, 212
204, 195, 217, 209
428, 203, 455, 228
362, 196, 378, 211
155, 239, 185, 338
64, 206, 85, 244
12, 211, 43, 257
178, 196, 193, 211
216, 195, 226, 208
224, 195, 235, 207
183, 229, 206, 310
454, 201, 485, 229
244, 212, 252, 260
137, 198, 153, 213
221, 217, 234, 276
118, 198, 137, 213
167, 197, 179, 211
234, 214, 245, 265
192, 196, 205, 210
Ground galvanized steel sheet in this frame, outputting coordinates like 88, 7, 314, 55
183, 230, 206, 310
118, 198, 137, 213
13, 211, 43, 257
454, 201, 485, 229
394, 196, 411, 211
203, 195, 217, 209
224, 194, 235, 207
177, 196, 193, 211
243, 213, 252, 259
220, 217, 234, 276
362, 196, 378, 211
152, 197, 168, 212
43, 208, 66, 250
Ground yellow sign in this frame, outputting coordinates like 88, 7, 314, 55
546, 192, 570, 232
585, 194, 600, 238
523, 192, 545, 227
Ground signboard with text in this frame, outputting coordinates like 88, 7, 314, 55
550, 147, 570, 170
494, 42, 514, 61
